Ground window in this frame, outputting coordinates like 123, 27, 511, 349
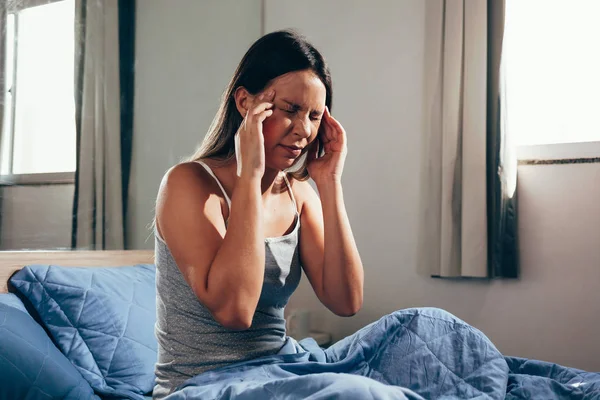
504, 0, 600, 156
1, 0, 76, 179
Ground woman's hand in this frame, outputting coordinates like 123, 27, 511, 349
235, 89, 275, 180
307, 106, 347, 185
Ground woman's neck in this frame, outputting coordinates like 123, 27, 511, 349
219, 160, 284, 196
259, 167, 285, 194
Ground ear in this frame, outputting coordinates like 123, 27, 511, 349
234, 87, 253, 118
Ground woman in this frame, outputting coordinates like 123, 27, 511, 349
153, 30, 506, 400
153, 29, 364, 398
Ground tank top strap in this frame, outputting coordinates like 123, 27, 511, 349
197, 161, 232, 209
281, 173, 299, 216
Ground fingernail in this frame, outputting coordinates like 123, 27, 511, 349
267, 89, 275, 96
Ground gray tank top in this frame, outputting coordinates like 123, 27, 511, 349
153, 162, 302, 399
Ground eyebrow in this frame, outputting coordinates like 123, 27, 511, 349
281, 99, 324, 114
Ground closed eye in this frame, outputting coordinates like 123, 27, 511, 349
280, 107, 296, 114
280, 105, 321, 121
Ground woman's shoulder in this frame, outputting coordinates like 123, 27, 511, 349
285, 174, 320, 211
161, 161, 210, 187
158, 161, 225, 202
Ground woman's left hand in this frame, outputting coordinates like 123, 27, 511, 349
307, 106, 347, 185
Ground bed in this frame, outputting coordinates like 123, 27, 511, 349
0, 250, 155, 400
1, 251, 599, 400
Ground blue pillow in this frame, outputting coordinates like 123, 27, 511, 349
0, 293, 98, 400
0, 291, 28, 312
10, 264, 157, 399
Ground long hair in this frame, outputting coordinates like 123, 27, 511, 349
189, 29, 332, 181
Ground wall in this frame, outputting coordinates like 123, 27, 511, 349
127, 0, 262, 249
0, 184, 73, 250
130, 0, 600, 370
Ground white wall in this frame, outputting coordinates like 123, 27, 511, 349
128, 0, 263, 249
0, 184, 73, 250
130, 0, 600, 371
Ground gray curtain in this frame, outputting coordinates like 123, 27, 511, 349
421, 0, 518, 278
487, 0, 518, 278
71, 0, 135, 250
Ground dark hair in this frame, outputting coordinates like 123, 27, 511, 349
190, 29, 332, 181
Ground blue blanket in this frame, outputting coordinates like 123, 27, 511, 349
505, 357, 600, 399
163, 308, 599, 399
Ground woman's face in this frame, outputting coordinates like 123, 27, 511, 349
261, 70, 327, 171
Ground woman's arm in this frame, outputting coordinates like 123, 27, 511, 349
299, 106, 363, 316
297, 179, 364, 316
156, 91, 275, 330
156, 163, 264, 330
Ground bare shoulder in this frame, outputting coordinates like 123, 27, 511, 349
156, 162, 226, 227
286, 176, 321, 212
158, 162, 220, 200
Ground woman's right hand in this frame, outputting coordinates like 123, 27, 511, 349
235, 89, 275, 180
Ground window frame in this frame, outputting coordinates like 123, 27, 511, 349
0, 0, 76, 185
6, 0, 65, 13
0, 171, 75, 186
517, 142, 600, 165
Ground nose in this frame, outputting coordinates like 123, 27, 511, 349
293, 115, 312, 139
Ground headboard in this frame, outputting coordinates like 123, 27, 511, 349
0, 250, 154, 294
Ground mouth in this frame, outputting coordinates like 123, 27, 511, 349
279, 144, 303, 158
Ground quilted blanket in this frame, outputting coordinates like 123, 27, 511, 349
505, 357, 600, 399
163, 308, 600, 399
165, 308, 509, 399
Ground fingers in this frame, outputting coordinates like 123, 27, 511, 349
244, 89, 275, 129
306, 140, 319, 163
250, 99, 274, 115
322, 106, 346, 146
249, 89, 275, 114
256, 108, 273, 123
234, 130, 242, 177
321, 106, 337, 142
324, 106, 339, 131
326, 107, 344, 133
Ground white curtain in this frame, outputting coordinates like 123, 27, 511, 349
422, 0, 498, 278
72, 0, 124, 250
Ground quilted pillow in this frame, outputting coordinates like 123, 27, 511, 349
0, 293, 98, 400
10, 264, 157, 399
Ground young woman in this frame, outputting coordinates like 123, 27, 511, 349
152, 27, 585, 400
152, 28, 515, 400
153, 29, 364, 398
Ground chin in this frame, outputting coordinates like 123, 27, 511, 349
266, 157, 299, 172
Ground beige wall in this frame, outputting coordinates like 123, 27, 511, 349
0, 184, 73, 250
129, 0, 600, 371
127, 0, 262, 249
